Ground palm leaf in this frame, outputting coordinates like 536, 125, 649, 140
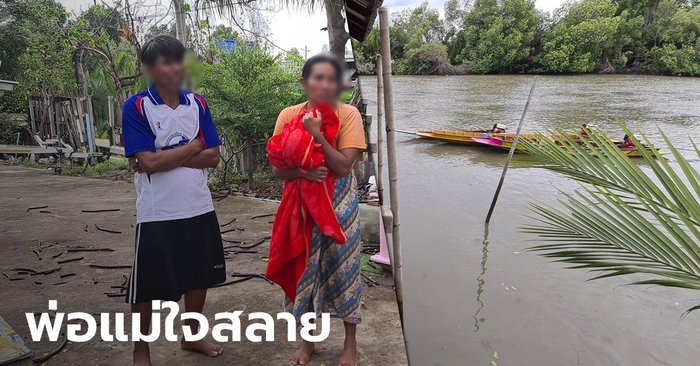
519, 124, 700, 313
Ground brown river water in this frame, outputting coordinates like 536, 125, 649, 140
358, 75, 700, 366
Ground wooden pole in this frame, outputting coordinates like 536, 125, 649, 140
485, 76, 538, 224
108, 96, 115, 146
375, 55, 385, 206
379, 7, 404, 311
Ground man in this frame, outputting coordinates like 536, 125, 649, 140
122, 35, 225, 366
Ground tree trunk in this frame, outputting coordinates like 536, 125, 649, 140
324, 0, 350, 61
173, 0, 187, 45
245, 137, 254, 190
73, 49, 88, 97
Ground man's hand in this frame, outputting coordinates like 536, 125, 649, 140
182, 147, 220, 169
303, 166, 328, 183
129, 158, 143, 174
133, 138, 205, 174
302, 110, 323, 139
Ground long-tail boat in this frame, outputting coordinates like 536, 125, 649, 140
413, 124, 524, 146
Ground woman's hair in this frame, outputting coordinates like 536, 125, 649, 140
301, 54, 343, 86
140, 35, 186, 66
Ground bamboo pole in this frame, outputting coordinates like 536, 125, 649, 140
375, 55, 385, 205
485, 76, 538, 224
108, 96, 115, 146
379, 7, 404, 312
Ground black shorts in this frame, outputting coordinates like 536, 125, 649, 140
125, 211, 226, 304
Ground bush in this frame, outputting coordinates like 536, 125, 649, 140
645, 44, 700, 76
395, 42, 452, 75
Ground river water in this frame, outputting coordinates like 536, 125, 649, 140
358, 75, 700, 366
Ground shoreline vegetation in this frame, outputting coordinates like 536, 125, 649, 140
352, 0, 700, 77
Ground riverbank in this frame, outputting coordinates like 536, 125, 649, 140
0, 164, 407, 365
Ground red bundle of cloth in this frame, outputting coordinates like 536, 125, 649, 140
265, 103, 348, 301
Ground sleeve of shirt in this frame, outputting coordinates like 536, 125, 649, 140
122, 96, 156, 158
336, 105, 367, 150
273, 108, 291, 136
195, 94, 221, 148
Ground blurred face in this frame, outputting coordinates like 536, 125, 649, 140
301, 62, 340, 105
144, 56, 185, 92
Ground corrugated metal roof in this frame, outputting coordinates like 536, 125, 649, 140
346, 0, 383, 41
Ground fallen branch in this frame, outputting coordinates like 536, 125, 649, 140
361, 272, 380, 287
81, 208, 120, 213
212, 276, 255, 288
89, 264, 131, 269
11, 268, 37, 274
57, 257, 83, 265
95, 225, 121, 234
238, 237, 271, 250
220, 227, 241, 235
228, 249, 258, 254
220, 218, 237, 227
27, 205, 48, 212
32, 333, 67, 364
67, 248, 115, 253
251, 213, 275, 220
104, 293, 126, 297
30, 267, 61, 276
231, 273, 273, 285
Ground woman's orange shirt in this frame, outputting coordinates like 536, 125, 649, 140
273, 102, 367, 151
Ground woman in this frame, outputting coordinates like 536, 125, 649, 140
271, 54, 366, 366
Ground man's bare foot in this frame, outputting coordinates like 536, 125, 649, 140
133, 342, 152, 366
290, 341, 315, 365
180, 339, 223, 357
338, 339, 358, 366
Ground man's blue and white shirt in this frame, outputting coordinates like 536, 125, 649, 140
122, 85, 221, 224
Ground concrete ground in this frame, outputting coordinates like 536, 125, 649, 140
0, 164, 408, 366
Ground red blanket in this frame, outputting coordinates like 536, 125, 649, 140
265, 103, 347, 301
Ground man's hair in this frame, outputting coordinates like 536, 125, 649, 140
301, 54, 343, 85
139, 35, 186, 66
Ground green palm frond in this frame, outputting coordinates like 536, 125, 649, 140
519, 123, 700, 314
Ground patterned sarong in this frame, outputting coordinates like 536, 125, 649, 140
285, 173, 363, 324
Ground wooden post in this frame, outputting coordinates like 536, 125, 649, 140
379, 7, 404, 311
375, 55, 385, 206
108, 96, 115, 146
28, 99, 37, 134
86, 96, 97, 153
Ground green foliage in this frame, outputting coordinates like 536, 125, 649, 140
0, 0, 75, 108
351, 0, 700, 75
537, 0, 636, 73
460, 0, 539, 73
644, 2, 700, 75
395, 42, 451, 75
520, 125, 700, 313
197, 47, 304, 142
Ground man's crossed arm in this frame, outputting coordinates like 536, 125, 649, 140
131, 139, 220, 174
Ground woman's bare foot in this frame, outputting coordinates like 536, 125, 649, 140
338, 338, 358, 366
290, 341, 315, 365
133, 342, 152, 366
180, 339, 223, 357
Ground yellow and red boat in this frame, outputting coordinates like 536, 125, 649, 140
413, 124, 527, 146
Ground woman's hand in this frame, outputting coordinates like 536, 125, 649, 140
303, 166, 328, 183
302, 110, 323, 139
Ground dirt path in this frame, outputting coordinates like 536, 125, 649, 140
0, 164, 407, 366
